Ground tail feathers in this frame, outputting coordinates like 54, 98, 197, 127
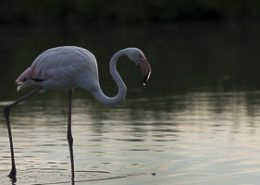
15, 67, 32, 84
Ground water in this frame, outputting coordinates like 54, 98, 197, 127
1, 22, 260, 184
1, 91, 260, 184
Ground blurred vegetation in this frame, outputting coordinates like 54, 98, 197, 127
2, 1, 260, 97
1, 0, 260, 24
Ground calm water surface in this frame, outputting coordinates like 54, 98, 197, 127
1, 90, 260, 184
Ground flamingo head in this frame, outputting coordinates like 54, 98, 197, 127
125, 48, 152, 86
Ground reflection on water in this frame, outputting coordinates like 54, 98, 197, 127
1, 91, 260, 185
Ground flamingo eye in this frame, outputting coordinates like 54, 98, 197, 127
22, 78, 27, 82
138, 54, 146, 63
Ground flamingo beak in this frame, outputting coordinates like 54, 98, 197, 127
140, 58, 152, 86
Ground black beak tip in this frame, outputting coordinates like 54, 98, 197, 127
142, 72, 151, 86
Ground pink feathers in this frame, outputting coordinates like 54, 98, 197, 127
15, 67, 32, 84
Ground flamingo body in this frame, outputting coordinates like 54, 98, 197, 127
4, 46, 151, 182
16, 46, 99, 91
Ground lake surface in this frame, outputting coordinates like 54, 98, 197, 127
1, 91, 260, 185
1, 22, 260, 184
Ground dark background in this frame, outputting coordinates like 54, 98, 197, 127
1, 0, 260, 24
1, 0, 260, 99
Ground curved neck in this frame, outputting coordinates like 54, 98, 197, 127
92, 50, 127, 106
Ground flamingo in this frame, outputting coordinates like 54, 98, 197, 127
3, 46, 151, 181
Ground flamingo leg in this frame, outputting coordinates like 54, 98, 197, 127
67, 90, 75, 181
3, 86, 42, 181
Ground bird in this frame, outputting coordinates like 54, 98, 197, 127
3, 46, 151, 182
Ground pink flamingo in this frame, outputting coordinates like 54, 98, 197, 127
4, 46, 151, 181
